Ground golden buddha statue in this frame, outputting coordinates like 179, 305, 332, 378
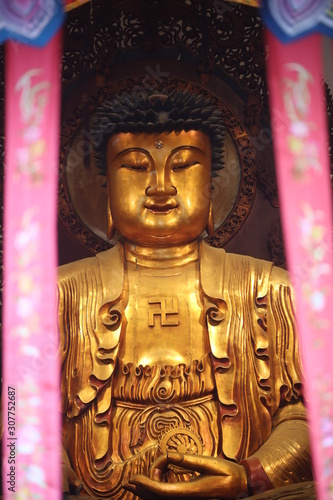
59, 91, 312, 499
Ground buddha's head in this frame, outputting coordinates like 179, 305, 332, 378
92, 91, 225, 246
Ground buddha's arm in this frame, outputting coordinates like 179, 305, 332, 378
58, 250, 130, 496
58, 263, 89, 494
239, 265, 312, 494
241, 402, 312, 495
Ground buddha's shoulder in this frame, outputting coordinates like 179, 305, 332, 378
58, 244, 123, 282
227, 252, 290, 285
201, 241, 291, 287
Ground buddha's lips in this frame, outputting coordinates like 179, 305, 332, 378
145, 200, 178, 214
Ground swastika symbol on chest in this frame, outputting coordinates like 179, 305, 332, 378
148, 297, 179, 327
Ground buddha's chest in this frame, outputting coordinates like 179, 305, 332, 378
119, 260, 210, 365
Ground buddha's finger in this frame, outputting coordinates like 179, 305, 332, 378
123, 481, 158, 500
69, 472, 83, 496
126, 475, 187, 497
62, 465, 83, 495
149, 454, 169, 479
127, 474, 227, 498
163, 452, 228, 476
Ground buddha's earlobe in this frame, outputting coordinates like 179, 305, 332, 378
107, 200, 115, 239
206, 201, 214, 237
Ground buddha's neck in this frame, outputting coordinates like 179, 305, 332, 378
123, 239, 200, 268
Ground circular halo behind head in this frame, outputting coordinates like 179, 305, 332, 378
60, 80, 257, 254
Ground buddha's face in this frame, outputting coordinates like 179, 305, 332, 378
106, 130, 212, 246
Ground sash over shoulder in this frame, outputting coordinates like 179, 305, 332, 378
200, 241, 304, 462
58, 243, 124, 418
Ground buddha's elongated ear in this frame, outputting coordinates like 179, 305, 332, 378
107, 198, 115, 240
206, 201, 214, 237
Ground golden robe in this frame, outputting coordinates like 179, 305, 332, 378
58, 241, 312, 498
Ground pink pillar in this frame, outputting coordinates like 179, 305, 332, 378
266, 31, 333, 499
2, 32, 62, 498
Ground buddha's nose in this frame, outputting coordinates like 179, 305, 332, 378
145, 168, 177, 197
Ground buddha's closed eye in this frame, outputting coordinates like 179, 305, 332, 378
172, 161, 200, 171
121, 163, 148, 171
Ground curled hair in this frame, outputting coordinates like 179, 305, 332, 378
91, 90, 225, 175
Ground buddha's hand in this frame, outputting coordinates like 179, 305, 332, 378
124, 452, 248, 499
61, 445, 83, 495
